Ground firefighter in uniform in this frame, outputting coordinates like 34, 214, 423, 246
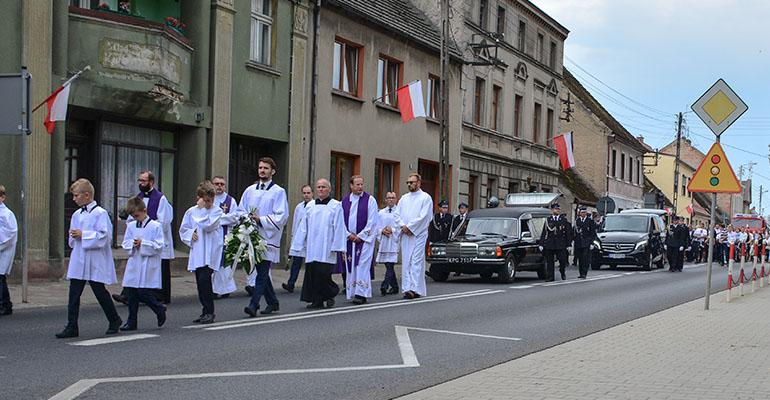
539, 203, 573, 281
573, 206, 597, 279
428, 200, 453, 244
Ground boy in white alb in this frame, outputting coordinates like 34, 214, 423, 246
120, 197, 167, 331
56, 179, 122, 339
376, 191, 400, 296
180, 181, 223, 324
211, 176, 240, 297
0, 185, 18, 316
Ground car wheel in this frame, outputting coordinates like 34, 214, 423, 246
656, 254, 666, 269
429, 265, 449, 282
498, 256, 517, 283
479, 272, 494, 280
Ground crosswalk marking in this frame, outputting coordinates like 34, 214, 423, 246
68, 334, 159, 347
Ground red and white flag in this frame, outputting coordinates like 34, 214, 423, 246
686, 204, 693, 215
43, 82, 72, 134
397, 80, 426, 123
554, 131, 576, 170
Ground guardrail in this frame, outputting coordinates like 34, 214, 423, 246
726, 243, 766, 302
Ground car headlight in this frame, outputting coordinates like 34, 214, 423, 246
479, 246, 497, 256
431, 246, 446, 256
634, 240, 648, 251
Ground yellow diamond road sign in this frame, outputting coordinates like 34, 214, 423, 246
691, 79, 748, 136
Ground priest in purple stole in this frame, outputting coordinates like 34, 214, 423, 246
336, 175, 379, 305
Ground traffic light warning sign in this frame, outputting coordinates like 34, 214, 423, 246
688, 142, 742, 193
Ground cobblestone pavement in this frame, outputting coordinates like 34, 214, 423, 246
399, 286, 770, 400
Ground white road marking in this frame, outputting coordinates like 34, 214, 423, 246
68, 334, 159, 347
205, 290, 506, 331
49, 325, 520, 400
542, 274, 622, 287
509, 285, 534, 289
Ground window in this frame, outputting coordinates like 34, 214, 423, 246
636, 159, 641, 184
427, 75, 440, 119
621, 153, 626, 180
628, 156, 633, 183
513, 94, 523, 137
496, 6, 506, 35
508, 180, 519, 194
546, 108, 554, 147
473, 77, 485, 125
479, 0, 488, 29
332, 38, 362, 96
549, 41, 557, 69
250, 0, 273, 65
487, 177, 497, 200
681, 174, 687, 196
518, 20, 526, 51
468, 175, 478, 210
537, 33, 544, 62
377, 56, 403, 106
611, 149, 617, 177
491, 85, 502, 131
330, 152, 359, 200
533, 102, 542, 144
374, 159, 399, 206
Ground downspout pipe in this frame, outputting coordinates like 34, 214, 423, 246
308, 0, 320, 183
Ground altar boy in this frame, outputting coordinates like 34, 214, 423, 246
180, 181, 223, 324
120, 197, 167, 331
0, 185, 18, 316
56, 179, 122, 339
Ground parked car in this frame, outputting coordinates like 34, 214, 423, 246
594, 212, 667, 270
426, 207, 551, 283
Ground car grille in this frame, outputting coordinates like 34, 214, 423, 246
446, 243, 478, 258
603, 242, 635, 253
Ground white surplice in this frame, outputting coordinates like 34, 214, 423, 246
395, 190, 433, 296
179, 205, 223, 272
129, 190, 175, 260
290, 199, 347, 264
342, 193, 379, 299
288, 200, 311, 258
239, 181, 288, 287
376, 206, 401, 263
212, 192, 239, 295
0, 203, 18, 275
121, 218, 164, 289
67, 201, 117, 285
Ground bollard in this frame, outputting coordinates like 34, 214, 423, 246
740, 244, 745, 297
727, 243, 735, 303
752, 244, 758, 293
762, 244, 767, 288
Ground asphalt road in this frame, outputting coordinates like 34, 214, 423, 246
2, 261, 738, 400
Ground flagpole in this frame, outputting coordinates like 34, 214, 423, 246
30, 65, 90, 113
370, 80, 419, 103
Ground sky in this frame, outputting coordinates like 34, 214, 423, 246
534, 0, 770, 213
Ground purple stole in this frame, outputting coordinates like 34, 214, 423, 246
336, 192, 370, 274
138, 188, 164, 221
219, 194, 234, 236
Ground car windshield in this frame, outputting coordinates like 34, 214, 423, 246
464, 218, 518, 237
602, 215, 648, 233
733, 219, 763, 229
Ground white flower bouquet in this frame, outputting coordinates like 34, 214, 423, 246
223, 209, 267, 275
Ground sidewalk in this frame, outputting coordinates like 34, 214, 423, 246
399, 288, 770, 400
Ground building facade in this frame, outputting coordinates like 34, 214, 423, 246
646, 153, 696, 224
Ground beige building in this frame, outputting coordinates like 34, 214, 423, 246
646, 152, 697, 224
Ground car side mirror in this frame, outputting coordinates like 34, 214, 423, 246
521, 231, 532, 239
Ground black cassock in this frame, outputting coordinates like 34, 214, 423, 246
300, 262, 340, 303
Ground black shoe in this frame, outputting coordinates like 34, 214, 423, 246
244, 306, 258, 318
281, 283, 294, 293
112, 293, 128, 305
578, 275, 586, 279
325, 298, 335, 309
560, 272, 566, 280
260, 304, 279, 315
0, 307, 11, 316
199, 314, 215, 324
307, 302, 324, 309
545, 278, 555, 282
351, 296, 366, 305
380, 287, 388, 296
55, 326, 79, 339
403, 291, 414, 299
245, 286, 255, 296
106, 318, 123, 335
157, 306, 167, 327
120, 322, 137, 331
220, 293, 230, 299
193, 314, 204, 323
387, 287, 399, 295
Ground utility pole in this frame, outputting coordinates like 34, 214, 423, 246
672, 112, 683, 214
759, 185, 767, 215
438, 0, 450, 202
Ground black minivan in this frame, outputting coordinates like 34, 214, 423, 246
594, 212, 667, 270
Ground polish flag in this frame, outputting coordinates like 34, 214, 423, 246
397, 80, 426, 123
686, 204, 693, 215
43, 82, 71, 134
554, 131, 576, 170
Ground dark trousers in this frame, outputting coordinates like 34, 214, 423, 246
0, 274, 11, 310
125, 287, 165, 326
543, 249, 569, 280
574, 247, 591, 277
66, 279, 121, 329
670, 248, 685, 271
249, 261, 278, 310
286, 256, 304, 289
194, 266, 215, 315
158, 259, 171, 303
380, 262, 399, 290
300, 262, 340, 303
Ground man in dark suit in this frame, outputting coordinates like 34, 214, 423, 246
573, 206, 596, 279
539, 203, 573, 281
449, 202, 469, 238
669, 215, 690, 272
428, 200, 453, 243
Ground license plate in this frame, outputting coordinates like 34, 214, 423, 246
447, 257, 474, 263
609, 253, 625, 259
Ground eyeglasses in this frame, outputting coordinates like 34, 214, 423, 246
406, 180, 418, 184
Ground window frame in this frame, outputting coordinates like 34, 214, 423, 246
479, 0, 488, 29
546, 108, 554, 147
250, 0, 274, 65
376, 54, 404, 107
473, 77, 486, 126
549, 40, 557, 69
496, 6, 506, 35
330, 151, 360, 200
537, 32, 544, 63
427, 74, 441, 119
332, 36, 364, 98
620, 153, 626, 180
518, 20, 526, 52
491, 85, 502, 131
611, 149, 617, 177
533, 102, 542, 144
513, 94, 523, 137
374, 159, 401, 206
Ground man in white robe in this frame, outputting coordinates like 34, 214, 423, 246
0, 185, 18, 316
376, 191, 400, 296
56, 179, 122, 339
282, 184, 314, 293
291, 178, 346, 309
180, 181, 223, 324
211, 176, 240, 297
338, 175, 378, 304
396, 173, 433, 299
240, 157, 289, 317
120, 197, 167, 330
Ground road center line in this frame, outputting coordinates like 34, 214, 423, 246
68, 334, 159, 347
